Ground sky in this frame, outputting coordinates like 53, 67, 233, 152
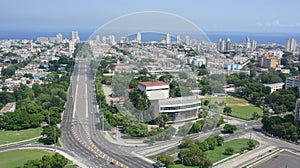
1, 0, 300, 33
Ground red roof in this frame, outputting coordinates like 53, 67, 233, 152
138, 81, 168, 86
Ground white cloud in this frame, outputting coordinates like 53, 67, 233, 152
257, 20, 300, 27
257, 20, 281, 27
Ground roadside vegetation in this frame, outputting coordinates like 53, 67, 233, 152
0, 56, 74, 145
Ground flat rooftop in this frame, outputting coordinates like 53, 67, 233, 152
138, 81, 168, 87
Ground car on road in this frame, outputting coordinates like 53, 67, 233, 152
110, 161, 116, 165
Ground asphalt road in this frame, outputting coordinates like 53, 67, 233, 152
60, 57, 152, 168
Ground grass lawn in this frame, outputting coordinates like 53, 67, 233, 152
229, 105, 263, 120
0, 149, 54, 168
0, 127, 42, 145
205, 138, 259, 163
226, 97, 248, 104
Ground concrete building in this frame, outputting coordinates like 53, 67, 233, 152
295, 99, 300, 121
152, 96, 201, 122
176, 34, 181, 44
263, 83, 285, 93
251, 40, 257, 51
137, 32, 142, 43
185, 36, 190, 45
286, 38, 297, 52
218, 39, 225, 52
69, 41, 75, 53
166, 33, 171, 44
259, 54, 277, 69
285, 76, 300, 90
226, 64, 243, 71
71, 31, 80, 43
226, 38, 232, 51
56, 33, 63, 43
138, 81, 169, 100
246, 37, 251, 50
95, 35, 100, 43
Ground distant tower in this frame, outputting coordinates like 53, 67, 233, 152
166, 33, 171, 44
102, 36, 106, 43
176, 34, 181, 44
71, 31, 80, 43
286, 38, 297, 52
185, 35, 190, 45
246, 37, 251, 50
56, 33, 63, 43
251, 40, 257, 51
69, 41, 75, 53
95, 35, 100, 43
218, 38, 225, 52
137, 32, 142, 43
226, 38, 232, 51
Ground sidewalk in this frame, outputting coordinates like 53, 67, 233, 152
0, 136, 42, 148
214, 144, 276, 168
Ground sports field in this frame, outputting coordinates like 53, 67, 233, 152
225, 97, 263, 120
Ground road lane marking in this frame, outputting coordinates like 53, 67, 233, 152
72, 63, 80, 119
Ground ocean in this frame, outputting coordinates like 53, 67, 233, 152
1, 30, 300, 45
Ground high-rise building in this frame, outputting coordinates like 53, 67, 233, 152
226, 38, 232, 51
246, 37, 251, 50
285, 76, 300, 90
295, 99, 300, 121
137, 32, 141, 43
166, 33, 171, 44
95, 35, 100, 43
69, 41, 75, 53
56, 33, 63, 43
185, 36, 190, 45
218, 38, 225, 52
286, 38, 297, 52
71, 31, 80, 43
259, 53, 277, 69
251, 40, 257, 51
102, 36, 106, 43
176, 34, 181, 44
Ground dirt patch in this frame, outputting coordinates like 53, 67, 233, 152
226, 103, 249, 107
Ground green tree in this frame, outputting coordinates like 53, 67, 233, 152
178, 144, 212, 167
252, 112, 260, 120
214, 135, 224, 146
139, 68, 148, 75
41, 125, 61, 145
224, 147, 234, 155
189, 120, 203, 133
247, 139, 256, 149
223, 124, 237, 133
205, 137, 217, 150
180, 136, 193, 148
157, 155, 174, 166
196, 141, 209, 152
223, 107, 232, 115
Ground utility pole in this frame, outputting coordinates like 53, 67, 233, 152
181, 155, 184, 168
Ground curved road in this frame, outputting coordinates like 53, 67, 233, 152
60, 57, 152, 168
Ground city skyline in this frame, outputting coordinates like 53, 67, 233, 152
1, 0, 300, 33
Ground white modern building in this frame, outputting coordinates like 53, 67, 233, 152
166, 33, 171, 44
137, 32, 142, 43
71, 31, 80, 43
263, 82, 285, 93
138, 81, 169, 100
286, 38, 297, 52
152, 96, 201, 122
